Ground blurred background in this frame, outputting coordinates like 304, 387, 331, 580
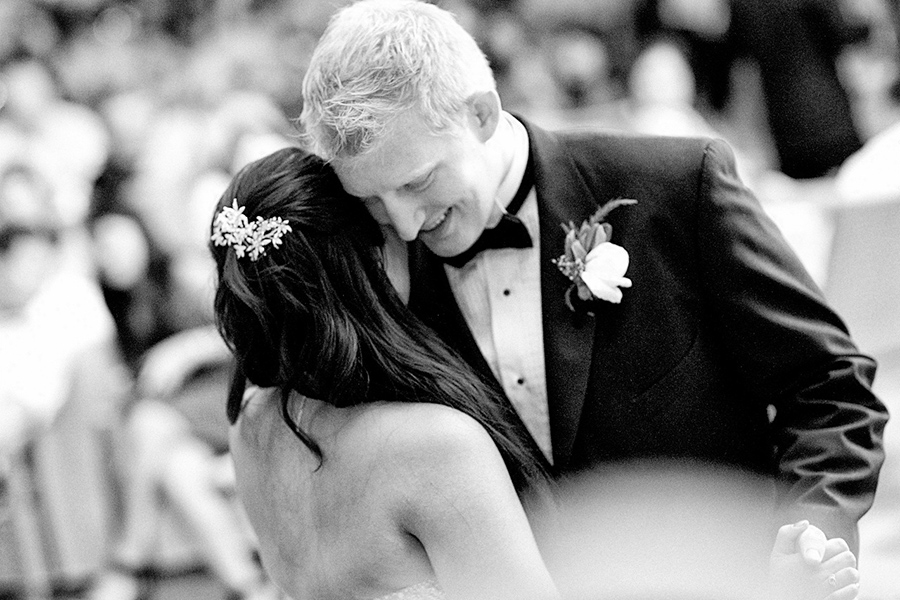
0, 0, 899, 599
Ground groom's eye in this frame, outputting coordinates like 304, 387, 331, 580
405, 172, 433, 193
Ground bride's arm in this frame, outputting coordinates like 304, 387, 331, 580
392, 404, 559, 600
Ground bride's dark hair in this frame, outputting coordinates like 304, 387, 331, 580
210, 147, 548, 495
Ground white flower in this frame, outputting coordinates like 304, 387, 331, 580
551, 199, 636, 310
579, 241, 632, 303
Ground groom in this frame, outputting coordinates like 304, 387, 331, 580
299, 0, 887, 571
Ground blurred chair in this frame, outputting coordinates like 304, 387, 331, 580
2, 447, 53, 600
0, 344, 122, 596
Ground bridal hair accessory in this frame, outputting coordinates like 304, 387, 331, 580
211, 199, 292, 262
552, 199, 636, 310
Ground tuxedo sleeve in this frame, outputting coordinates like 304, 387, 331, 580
695, 138, 888, 549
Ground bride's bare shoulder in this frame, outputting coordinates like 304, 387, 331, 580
348, 402, 497, 460
343, 402, 509, 504
229, 386, 288, 457
232, 392, 502, 482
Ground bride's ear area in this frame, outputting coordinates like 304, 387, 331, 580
467, 90, 501, 143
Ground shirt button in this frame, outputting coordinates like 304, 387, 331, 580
503, 289, 511, 296
516, 377, 525, 385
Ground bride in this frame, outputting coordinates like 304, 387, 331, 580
209, 146, 558, 600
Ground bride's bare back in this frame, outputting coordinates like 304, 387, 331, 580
230, 387, 557, 600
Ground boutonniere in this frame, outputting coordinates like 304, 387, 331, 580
552, 199, 637, 311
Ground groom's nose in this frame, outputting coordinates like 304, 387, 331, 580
379, 192, 425, 242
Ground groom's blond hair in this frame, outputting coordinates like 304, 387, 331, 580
299, 0, 496, 161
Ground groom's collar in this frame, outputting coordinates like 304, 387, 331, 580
491, 112, 531, 219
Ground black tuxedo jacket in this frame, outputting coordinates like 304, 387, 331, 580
408, 118, 888, 550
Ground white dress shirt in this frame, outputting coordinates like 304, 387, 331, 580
445, 114, 552, 463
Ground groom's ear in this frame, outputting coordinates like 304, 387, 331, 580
466, 90, 501, 143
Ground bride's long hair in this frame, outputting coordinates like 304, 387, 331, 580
210, 147, 549, 495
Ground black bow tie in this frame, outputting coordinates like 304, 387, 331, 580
442, 148, 534, 269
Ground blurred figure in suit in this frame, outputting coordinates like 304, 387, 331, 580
728, 0, 868, 179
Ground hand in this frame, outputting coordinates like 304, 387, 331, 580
770, 520, 860, 600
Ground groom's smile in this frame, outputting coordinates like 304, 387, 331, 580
332, 106, 507, 259
421, 207, 451, 233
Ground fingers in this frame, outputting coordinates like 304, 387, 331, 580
824, 567, 860, 600
772, 520, 810, 556
771, 520, 827, 564
797, 523, 828, 565
822, 537, 853, 564
825, 566, 860, 589
822, 546, 859, 600
821, 536, 858, 596
825, 584, 859, 600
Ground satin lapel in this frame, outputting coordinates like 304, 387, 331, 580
406, 241, 495, 379
527, 122, 609, 469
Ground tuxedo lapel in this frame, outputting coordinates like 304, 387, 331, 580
407, 241, 494, 380
526, 122, 612, 469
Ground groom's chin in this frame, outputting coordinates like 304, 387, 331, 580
425, 239, 475, 260
421, 223, 482, 258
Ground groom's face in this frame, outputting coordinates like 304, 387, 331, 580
332, 110, 501, 258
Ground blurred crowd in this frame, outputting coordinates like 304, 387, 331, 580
1, 0, 899, 599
